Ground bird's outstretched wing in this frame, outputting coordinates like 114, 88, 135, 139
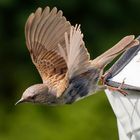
25, 6, 90, 97
59, 25, 91, 79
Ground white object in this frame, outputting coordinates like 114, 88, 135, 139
105, 49, 140, 140
112, 51, 140, 87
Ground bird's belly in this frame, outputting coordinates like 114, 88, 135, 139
61, 79, 91, 104
57, 69, 100, 104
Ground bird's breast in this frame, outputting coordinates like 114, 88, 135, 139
61, 76, 90, 104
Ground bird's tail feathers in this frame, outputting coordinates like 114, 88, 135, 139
91, 35, 139, 69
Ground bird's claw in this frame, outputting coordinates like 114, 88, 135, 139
100, 71, 111, 84
107, 78, 128, 96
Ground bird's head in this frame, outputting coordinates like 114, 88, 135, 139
15, 84, 54, 105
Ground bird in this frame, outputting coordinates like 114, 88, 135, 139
15, 6, 139, 105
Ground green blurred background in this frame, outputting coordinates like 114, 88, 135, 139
0, 0, 140, 140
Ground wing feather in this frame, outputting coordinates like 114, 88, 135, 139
25, 6, 91, 96
25, 6, 71, 96
63, 25, 90, 78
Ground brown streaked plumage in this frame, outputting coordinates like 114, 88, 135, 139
15, 6, 139, 105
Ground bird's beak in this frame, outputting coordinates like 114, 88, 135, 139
15, 98, 25, 105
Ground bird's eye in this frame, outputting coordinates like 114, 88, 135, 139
29, 96, 35, 100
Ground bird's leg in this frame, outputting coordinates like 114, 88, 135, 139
100, 70, 128, 96
107, 78, 128, 96
100, 70, 111, 85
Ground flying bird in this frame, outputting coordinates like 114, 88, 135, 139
15, 6, 139, 105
